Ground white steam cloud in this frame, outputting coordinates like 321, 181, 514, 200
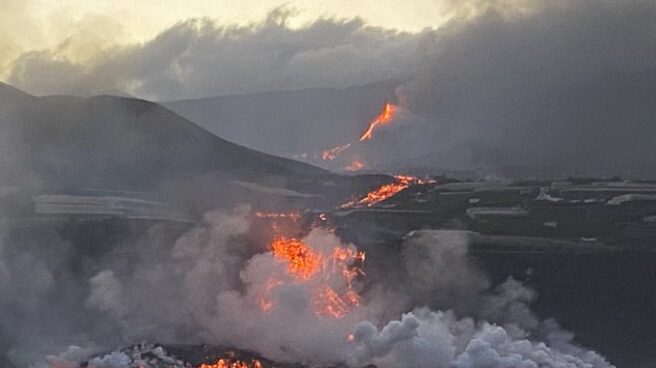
0, 206, 613, 367
303, 0, 656, 178
349, 298, 612, 368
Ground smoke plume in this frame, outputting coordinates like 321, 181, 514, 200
6, 8, 419, 101
0, 206, 613, 367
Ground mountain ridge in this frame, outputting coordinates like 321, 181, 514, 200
0, 83, 390, 214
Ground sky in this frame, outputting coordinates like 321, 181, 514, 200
27, 0, 451, 40
0, 0, 552, 98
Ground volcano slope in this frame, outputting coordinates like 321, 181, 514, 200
164, 80, 399, 158
329, 177, 656, 368
0, 82, 389, 215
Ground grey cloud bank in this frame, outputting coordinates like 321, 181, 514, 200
394, 0, 656, 177
7, 9, 419, 101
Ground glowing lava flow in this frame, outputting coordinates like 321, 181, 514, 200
319, 103, 399, 168
358, 103, 397, 141
259, 234, 365, 319
271, 237, 322, 280
342, 175, 433, 208
199, 359, 263, 368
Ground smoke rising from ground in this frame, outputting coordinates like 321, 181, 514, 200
5, 1, 656, 177
0, 206, 613, 367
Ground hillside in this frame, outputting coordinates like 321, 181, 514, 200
0, 83, 386, 213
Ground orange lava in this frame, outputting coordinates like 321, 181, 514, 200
318, 103, 398, 163
359, 103, 397, 141
342, 174, 433, 208
259, 235, 365, 319
199, 359, 263, 368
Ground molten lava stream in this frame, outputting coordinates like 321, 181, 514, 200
199, 358, 264, 368
271, 236, 322, 279
359, 103, 397, 141
342, 174, 433, 208
319, 103, 398, 165
258, 234, 365, 319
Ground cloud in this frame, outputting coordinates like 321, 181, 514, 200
352, 0, 656, 178
0, 0, 41, 76
6, 0, 656, 178
7, 8, 421, 100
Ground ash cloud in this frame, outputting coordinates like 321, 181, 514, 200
388, 0, 656, 177
348, 307, 612, 368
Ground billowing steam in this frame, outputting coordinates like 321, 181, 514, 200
349, 307, 612, 368
0, 206, 613, 367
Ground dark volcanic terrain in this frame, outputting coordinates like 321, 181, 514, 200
329, 177, 656, 368
164, 80, 399, 158
0, 82, 390, 216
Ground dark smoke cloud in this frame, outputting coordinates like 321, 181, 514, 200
7, 8, 419, 101
392, 0, 656, 177
0, 207, 613, 367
